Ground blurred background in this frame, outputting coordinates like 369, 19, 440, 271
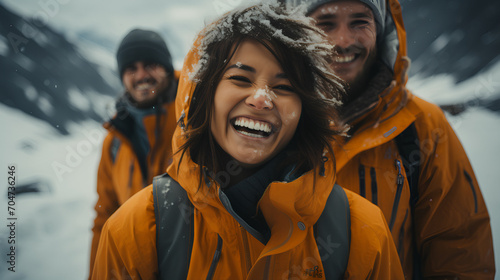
0, 0, 499, 279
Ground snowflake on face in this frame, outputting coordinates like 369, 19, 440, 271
254, 86, 277, 101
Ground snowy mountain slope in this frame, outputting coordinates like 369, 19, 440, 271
0, 5, 120, 135
400, 0, 500, 83
407, 59, 500, 114
400, 0, 500, 114
0, 0, 216, 70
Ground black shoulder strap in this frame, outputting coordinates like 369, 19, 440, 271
394, 123, 423, 280
394, 123, 421, 207
316, 184, 351, 279
109, 136, 121, 164
153, 173, 194, 280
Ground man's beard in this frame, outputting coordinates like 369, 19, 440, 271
126, 88, 165, 109
127, 78, 170, 109
342, 47, 378, 105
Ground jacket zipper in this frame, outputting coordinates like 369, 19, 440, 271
319, 156, 328, 177
370, 167, 378, 205
389, 159, 404, 231
463, 170, 478, 213
358, 164, 366, 198
206, 235, 223, 280
149, 106, 163, 180
128, 161, 134, 188
240, 227, 252, 273
263, 256, 271, 280
218, 190, 265, 243
398, 209, 409, 263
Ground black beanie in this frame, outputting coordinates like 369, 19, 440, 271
116, 29, 174, 79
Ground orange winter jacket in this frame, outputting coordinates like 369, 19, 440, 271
91, 24, 404, 279
91, 179, 403, 279
332, 0, 495, 278
89, 86, 177, 277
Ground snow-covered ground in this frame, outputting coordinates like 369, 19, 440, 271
0, 103, 106, 279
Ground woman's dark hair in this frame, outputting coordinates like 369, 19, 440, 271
178, 3, 346, 186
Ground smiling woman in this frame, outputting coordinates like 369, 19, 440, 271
91, 2, 405, 279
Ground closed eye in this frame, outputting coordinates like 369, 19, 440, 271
316, 21, 336, 31
228, 75, 251, 83
317, 21, 334, 27
124, 65, 137, 73
351, 20, 370, 27
274, 84, 295, 93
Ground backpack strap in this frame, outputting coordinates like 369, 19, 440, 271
316, 183, 351, 279
394, 123, 423, 279
153, 173, 194, 280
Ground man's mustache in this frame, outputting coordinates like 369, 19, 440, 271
133, 77, 157, 87
333, 44, 364, 55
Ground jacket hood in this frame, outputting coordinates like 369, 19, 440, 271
166, 8, 338, 250
359, 0, 411, 125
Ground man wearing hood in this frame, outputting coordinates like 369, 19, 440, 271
88, 28, 177, 277
285, 0, 495, 278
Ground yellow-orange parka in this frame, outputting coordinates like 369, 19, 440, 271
332, 0, 495, 278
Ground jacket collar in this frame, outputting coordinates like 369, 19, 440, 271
104, 99, 170, 143
340, 61, 393, 127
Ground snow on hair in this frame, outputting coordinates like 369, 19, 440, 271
188, 0, 344, 107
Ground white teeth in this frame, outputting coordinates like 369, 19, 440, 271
234, 117, 272, 134
334, 55, 355, 63
239, 130, 265, 138
136, 83, 154, 90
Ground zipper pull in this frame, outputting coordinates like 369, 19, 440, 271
178, 109, 186, 132
203, 166, 212, 187
319, 156, 328, 177
389, 160, 405, 231
395, 159, 404, 186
